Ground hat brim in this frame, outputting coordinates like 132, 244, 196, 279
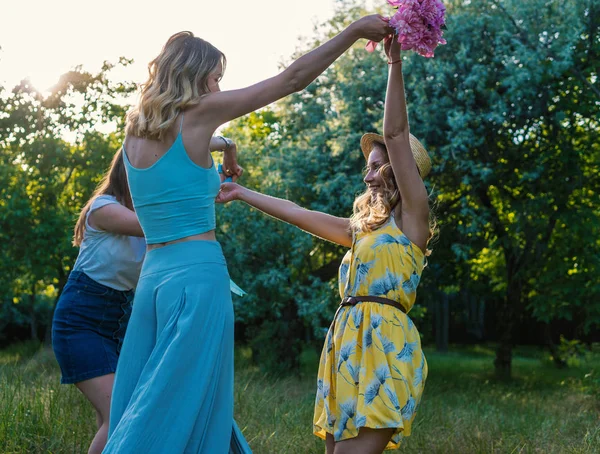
360, 133, 431, 179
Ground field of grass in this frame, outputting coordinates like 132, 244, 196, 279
1, 342, 599, 453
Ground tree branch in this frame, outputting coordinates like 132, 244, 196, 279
571, 66, 600, 100
60, 167, 75, 194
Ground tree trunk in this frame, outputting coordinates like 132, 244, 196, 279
545, 323, 567, 369
44, 293, 61, 346
435, 293, 449, 353
494, 276, 522, 380
478, 299, 486, 339
494, 338, 512, 380
44, 265, 68, 345
467, 294, 485, 340
29, 284, 38, 342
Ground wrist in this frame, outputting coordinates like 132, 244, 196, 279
347, 21, 362, 41
223, 144, 237, 161
238, 187, 250, 203
216, 135, 234, 151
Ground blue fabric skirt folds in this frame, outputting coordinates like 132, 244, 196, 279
103, 240, 251, 454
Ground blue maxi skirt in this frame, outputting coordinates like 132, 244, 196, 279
103, 240, 251, 454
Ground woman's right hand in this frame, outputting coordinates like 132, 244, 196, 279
216, 182, 244, 204
222, 145, 244, 182
351, 14, 393, 42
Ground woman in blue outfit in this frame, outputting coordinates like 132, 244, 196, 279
103, 16, 391, 454
52, 149, 146, 454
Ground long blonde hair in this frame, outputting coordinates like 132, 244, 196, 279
73, 150, 132, 246
126, 31, 226, 140
350, 157, 399, 234
349, 144, 438, 253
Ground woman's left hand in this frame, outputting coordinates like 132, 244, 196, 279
216, 182, 244, 204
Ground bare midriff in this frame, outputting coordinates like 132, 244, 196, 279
146, 230, 217, 251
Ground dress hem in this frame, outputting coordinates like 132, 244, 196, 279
313, 424, 404, 450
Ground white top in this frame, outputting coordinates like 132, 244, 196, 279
72, 195, 146, 291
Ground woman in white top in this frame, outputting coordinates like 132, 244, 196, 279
51, 149, 145, 454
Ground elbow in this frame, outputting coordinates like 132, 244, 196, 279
288, 75, 307, 95
284, 66, 308, 94
383, 128, 410, 143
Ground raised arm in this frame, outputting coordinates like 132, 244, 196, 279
216, 183, 352, 248
193, 15, 391, 128
382, 38, 429, 251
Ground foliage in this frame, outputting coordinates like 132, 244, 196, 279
402, 0, 600, 376
0, 60, 136, 340
0, 1, 598, 378
218, 0, 600, 376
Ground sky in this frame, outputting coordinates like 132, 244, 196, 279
0, 0, 376, 94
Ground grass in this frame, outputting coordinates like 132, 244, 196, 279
1, 342, 599, 453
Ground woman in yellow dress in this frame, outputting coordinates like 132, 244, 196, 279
217, 37, 432, 453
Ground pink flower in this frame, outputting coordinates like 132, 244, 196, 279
387, 0, 418, 6
388, 0, 446, 58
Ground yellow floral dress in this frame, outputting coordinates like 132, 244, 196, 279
313, 216, 428, 450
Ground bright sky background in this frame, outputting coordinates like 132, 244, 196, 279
1, 0, 376, 94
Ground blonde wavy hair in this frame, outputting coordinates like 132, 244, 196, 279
73, 150, 132, 246
349, 143, 438, 254
126, 31, 226, 140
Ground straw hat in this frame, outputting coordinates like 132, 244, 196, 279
360, 133, 432, 179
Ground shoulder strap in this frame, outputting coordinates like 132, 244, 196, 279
342, 230, 358, 298
389, 210, 400, 229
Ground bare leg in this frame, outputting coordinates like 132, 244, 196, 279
326, 433, 335, 454
75, 373, 115, 454
333, 427, 395, 454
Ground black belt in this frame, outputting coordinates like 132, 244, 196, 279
330, 295, 407, 334
340, 295, 407, 314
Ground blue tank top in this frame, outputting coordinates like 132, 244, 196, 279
123, 115, 221, 245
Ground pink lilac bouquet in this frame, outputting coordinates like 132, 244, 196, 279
367, 0, 446, 58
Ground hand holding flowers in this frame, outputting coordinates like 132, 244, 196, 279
367, 0, 446, 58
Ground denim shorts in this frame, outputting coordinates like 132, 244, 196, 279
52, 271, 134, 384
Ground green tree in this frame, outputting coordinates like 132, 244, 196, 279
218, 0, 599, 376
404, 0, 600, 377
0, 60, 136, 341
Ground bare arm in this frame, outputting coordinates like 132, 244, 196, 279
88, 204, 144, 237
217, 183, 352, 247
193, 15, 391, 128
209, 136, 230, 152
383, 39, 429, 251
